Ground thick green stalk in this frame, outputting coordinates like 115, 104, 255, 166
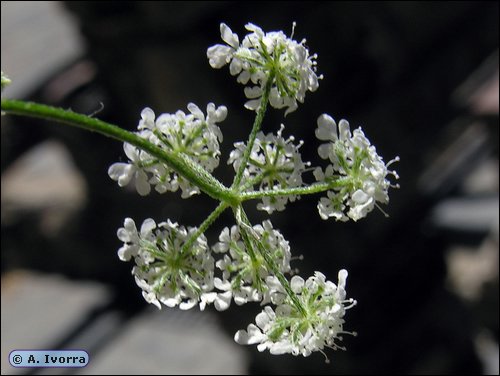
231, 75, 274, 188
1, 99, 237, 204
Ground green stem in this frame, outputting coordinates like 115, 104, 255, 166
1, 99, 238, 204
237, 220, 265, 293
233, 206, 260, 265
231, 75, 274, 189
180, 201, 229, 254
240, 178, 349, 201
236, 206, 307, 317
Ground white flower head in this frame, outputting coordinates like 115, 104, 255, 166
117, 218, 215, 310
108, 103, 227, 198
314, 115, 400, 221
228, 124, 310, 213
207, 22, 322, 115
212, 220, 292, 309
235, 270, 357, 360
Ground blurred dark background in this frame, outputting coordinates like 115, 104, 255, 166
1, 1, 498, 374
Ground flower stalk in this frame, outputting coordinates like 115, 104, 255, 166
1, 99, 236, 204
231, 75, 274, 188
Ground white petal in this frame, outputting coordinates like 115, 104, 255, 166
117, 245, 134, 261
308, 72, 320, 91
199, 292, 217, 311
316, 114, 337, 141
220, 23, 239, 48
135, 170, 151, 196
108, 163, 132, 185
179, 299, 197, 310
213, 242, 228, 254
214, 291, 232, 311
351, 189, 370, 204
117, 226, 131, 242
214, 277, 231, 290
207, 45, 233, 68
187, 103, 204, 120
291, 276, 305, 293
117, 218, 135, 242
338, 269, 348, 289
255, 311, 271, 329
123, 143, 139, 162
270, 341, 293, 355
245, 23, 264, 37
313, 167, 325, 181
283, 101, 298, 116
338, 119, 351, 141
237, 69, 250, 84
124, 217, 137, 231
234, 294, 248, 305
134, 276, 151, 291
244, 99, 261, 111
210, 104, 227, 123
269, 88, 285, 108
139, 107, 155, 130
143, 292, 161, 310
317, 144, 332, 160
140, 218, 156, 237
234, 324, 265, 345
257, 343, 269, 352
161, 297, 180, 308
229, 58, 243, 76
244, 86, 263, 99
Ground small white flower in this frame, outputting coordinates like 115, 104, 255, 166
108, 142, 153, 196
207, 23, 240, 69
116, 217, 156, 261
212, 221, 292, 308
214, 278, 260, 308
153, 103, 225, 171
229, 124, 309, 213
314, 115, 399, 221
117, 218, 215, 310
207, 22, 322, 115
235, 270, 357, 360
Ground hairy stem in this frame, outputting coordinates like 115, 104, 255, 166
1, 99, 238, 204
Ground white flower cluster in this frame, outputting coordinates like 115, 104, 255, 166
228, 125, 309, 213
235, 270, 356, 359
207, 23, 322, 115
314, 114, 400, 221
117, 217, 215, 310
108, 103, 227, 197
117, 217, 294, 313
212, 220, 292, 309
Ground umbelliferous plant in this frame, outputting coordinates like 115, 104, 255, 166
1, 22, 399, 363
